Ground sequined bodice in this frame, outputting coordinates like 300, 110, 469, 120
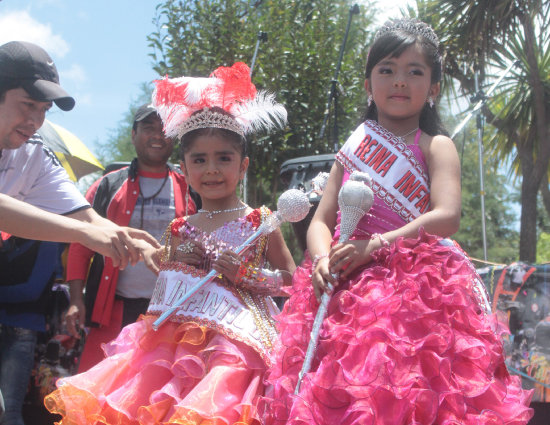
172, 208, 267, 272
153, 207, 278, 361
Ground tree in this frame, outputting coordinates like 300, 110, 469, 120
148, 0, 376, 207
451, 122, 519, 264
418, 0, 550, 262
95, 84, 153, 164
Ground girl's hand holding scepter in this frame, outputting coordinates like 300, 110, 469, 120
295, 170, 374, 394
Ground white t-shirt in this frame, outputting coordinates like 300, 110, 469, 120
0, 135, 89, 215
115, 175, 175, 299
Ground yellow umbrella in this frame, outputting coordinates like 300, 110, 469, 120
37, 119, 104, 181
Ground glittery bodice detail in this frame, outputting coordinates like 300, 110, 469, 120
173, 208, 266, 272
155, 208, 279, 360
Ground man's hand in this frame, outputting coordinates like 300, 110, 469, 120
76, 223, 158, 269
65, 279, 86, 338
132, 238, 163, 275
69, 209, 161, 269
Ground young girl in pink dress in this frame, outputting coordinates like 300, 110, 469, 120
45, 63, 295, 425
260, 19, 533, 425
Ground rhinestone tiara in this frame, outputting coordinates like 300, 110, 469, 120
177, 108, 245, 139
153, 63, 287, 141
375, 18, 439, 48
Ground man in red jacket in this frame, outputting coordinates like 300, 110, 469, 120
65, 104, 196, 372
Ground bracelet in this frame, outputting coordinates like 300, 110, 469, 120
235, 262, 249, 284
234, 263, 283, 295
311, 253, 328, 275
371, 233, 390, 247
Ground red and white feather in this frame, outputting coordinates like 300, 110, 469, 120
153, 62, 286, 138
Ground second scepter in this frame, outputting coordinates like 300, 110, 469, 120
295, 170, 374, 393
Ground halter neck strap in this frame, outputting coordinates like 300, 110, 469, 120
414, 128, 422, 145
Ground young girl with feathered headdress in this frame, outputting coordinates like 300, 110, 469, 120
45, 63, 295, 425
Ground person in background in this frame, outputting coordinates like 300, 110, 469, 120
65, 104, 196, 372
0, 40, 158, 425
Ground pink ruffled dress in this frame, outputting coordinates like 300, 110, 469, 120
260, 134, 533, 424
45, 208, 279, 425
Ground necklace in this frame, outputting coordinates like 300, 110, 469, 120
396, 127, 419, 139
138, 167, 170, 229
199, 203, 247, 219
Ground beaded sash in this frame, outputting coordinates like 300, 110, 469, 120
336, 120, 430, 223
147, 207, 279, 364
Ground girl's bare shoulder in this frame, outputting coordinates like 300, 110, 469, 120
420, 133, 457, 157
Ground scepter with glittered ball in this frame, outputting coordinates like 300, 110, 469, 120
295, 170, 374, 393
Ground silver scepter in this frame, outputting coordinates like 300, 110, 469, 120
152, 189, 311, 331
295, 170, 374, 394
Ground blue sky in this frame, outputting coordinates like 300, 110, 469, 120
0, 0, 160, 158
0, 0, 410, 164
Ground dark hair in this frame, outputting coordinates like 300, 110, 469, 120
178, 107, 247, 161
362, 20, 448, 136
0, 78, 22, 103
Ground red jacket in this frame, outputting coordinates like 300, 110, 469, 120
66, 159, 196, 326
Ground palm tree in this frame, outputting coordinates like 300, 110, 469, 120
418, 0, 549, 262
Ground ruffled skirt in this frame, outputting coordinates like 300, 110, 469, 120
260, 230, 533, 425
45, 316, 267, 424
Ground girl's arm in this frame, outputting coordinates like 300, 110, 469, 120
306, 161, 344, 298
386, 134, 461, 239
329, 134, 461, 279
265, 227, 296, 286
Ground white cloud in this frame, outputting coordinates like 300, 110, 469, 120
63, 63, 87, 83
74, 92, 92, 106
0, 10, 69, 58
0, 9, 86, 88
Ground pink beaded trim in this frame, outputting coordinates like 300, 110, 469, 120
159, 261, 205, 277
311, 253, 329, 275
371, 233, 390, 247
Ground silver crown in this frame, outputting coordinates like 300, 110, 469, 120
177, 108, 245, 139
375, 18, 439, 48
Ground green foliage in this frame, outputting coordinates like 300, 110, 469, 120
537, 232, 550, 263
448, 118, 520, 264
419, 0, 550, 261
148, 0, 376, 208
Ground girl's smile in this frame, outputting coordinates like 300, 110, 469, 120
181, 134, 248, 211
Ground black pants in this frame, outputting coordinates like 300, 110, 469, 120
116, 296, 150, 327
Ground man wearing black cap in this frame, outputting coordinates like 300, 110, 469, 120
0, 41, 159, 265
0, 41, 162, 425
64, 103, 196, 373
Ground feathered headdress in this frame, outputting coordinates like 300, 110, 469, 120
152, 62, 287, 139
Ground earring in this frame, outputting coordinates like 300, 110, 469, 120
239, 179, 245, 197
428, 97, 434, 108
185, 185, 190, 216
368, 94, 373, 107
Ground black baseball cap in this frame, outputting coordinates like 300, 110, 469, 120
133, 104, 157, 123
0, 41, 75, 111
